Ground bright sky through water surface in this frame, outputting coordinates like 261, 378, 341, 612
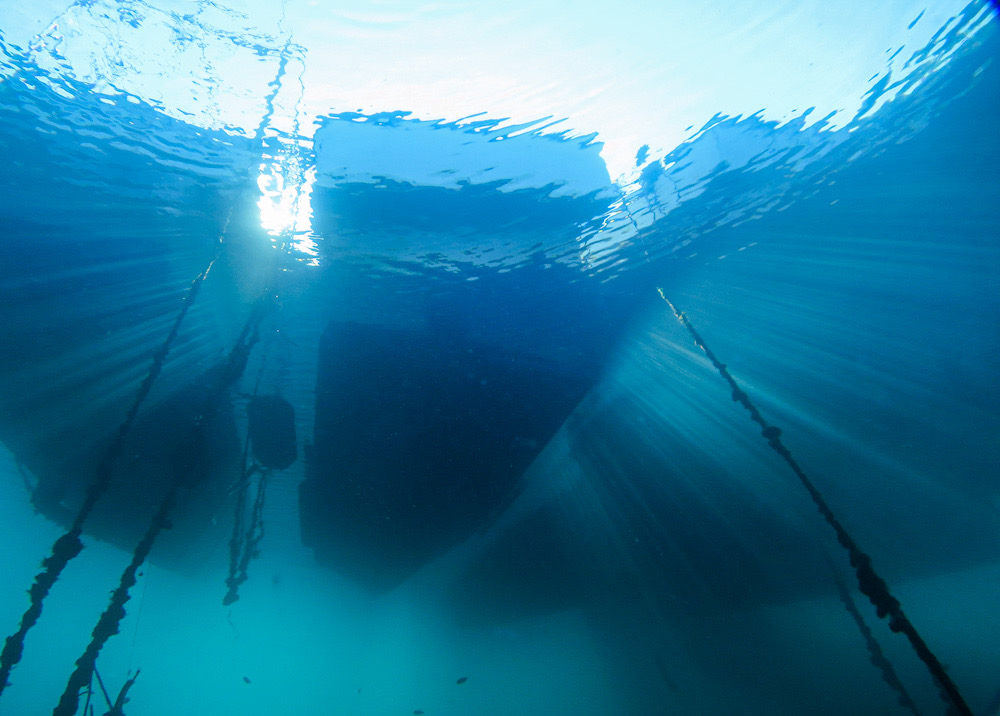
0, 0, 981, 183
0, 1, 991, 248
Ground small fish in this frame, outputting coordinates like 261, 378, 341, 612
242, 676, 251, 685
413, 711, 424, 715
456, 677, 468, 685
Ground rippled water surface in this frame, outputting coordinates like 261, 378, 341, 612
1, 2, 998, 715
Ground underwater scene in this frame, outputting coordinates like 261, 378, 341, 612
0, 1, 998, 714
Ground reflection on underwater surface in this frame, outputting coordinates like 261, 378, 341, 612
0, 1, 999, 714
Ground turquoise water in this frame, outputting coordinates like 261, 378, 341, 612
1, 2, 998, 714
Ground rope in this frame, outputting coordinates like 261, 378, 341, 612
827, 557, 923, 715
658, 289, 972, 716
223, 290, 283, 606
223, 466, 270, 606
92, 666, 113, 712
0, 256, 217, 697
126, 563, 148, 676
52, 304, 263, 716
224, 460, 252, 605
52, 478, 169, 716
222, 434, 256, 605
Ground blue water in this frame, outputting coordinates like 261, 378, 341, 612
1, 2, 998, 715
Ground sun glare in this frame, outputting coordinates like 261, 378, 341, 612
257, 156, 319, 263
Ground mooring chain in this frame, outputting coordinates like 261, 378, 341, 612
658, 289, 972, 716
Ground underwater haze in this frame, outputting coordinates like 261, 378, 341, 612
1, 1, 999, 714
